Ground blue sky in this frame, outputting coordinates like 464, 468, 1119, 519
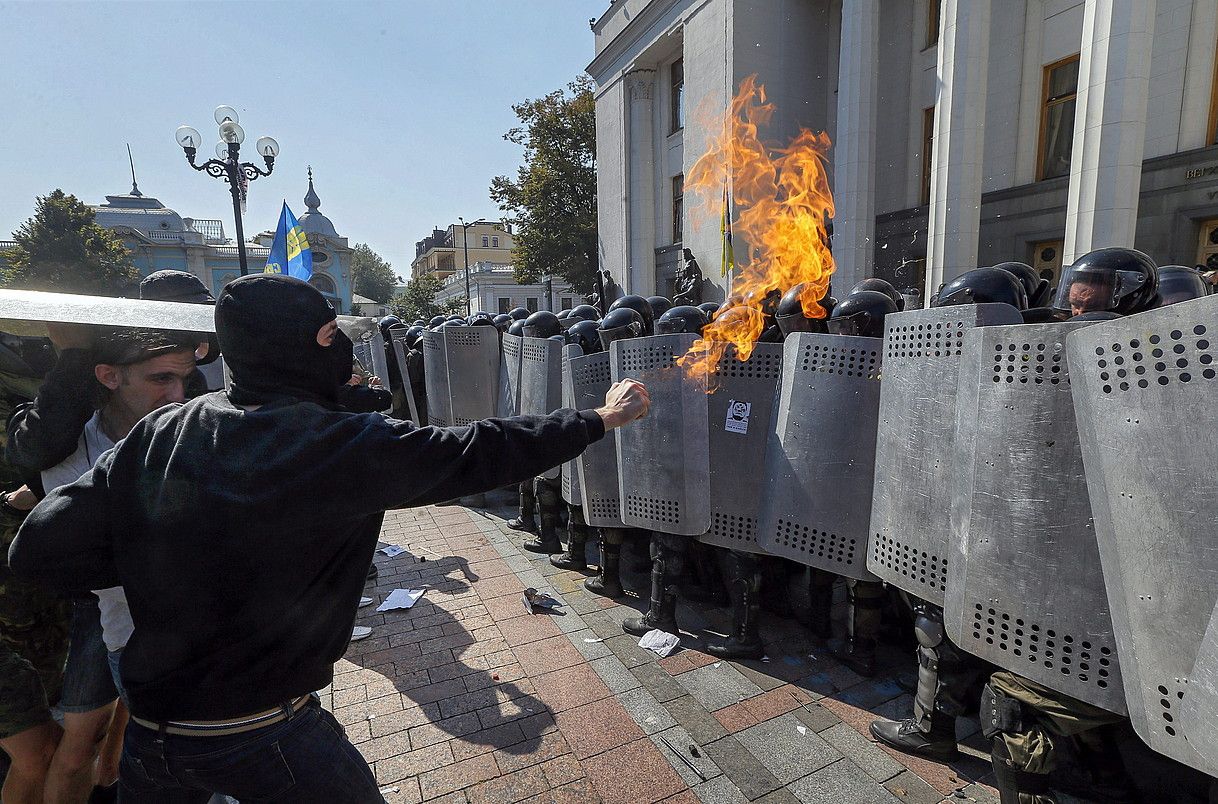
0, 0, 605, 277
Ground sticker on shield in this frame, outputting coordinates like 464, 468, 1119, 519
724, 400, 751, 434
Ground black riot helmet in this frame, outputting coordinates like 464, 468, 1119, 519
508, 307, 530, 321
1052, 247, 1159, 317
609, 295, 655, 335
646, 296, 673, 319
411, 319, 426, 327
1156, 265, 1209, 306
522, 310, 562, 338
405, 325, 425, 347
849, 278, 903, 311
507, 319, 526, 337
993, 262, 1051, 308
378, 315, 402, 340
655, 305, 708, 336
467, 311, 493, 326
492, 313, 513, 331
598, 307, 645, 351
428, 315, 447, 329
548, 334, 567, 344
440, 318, 466, 327
775, 283, 830, 337
827, 290, 898, 338
446, 314, 465, 323
566, 319, 603, 353
557, 309, 573, 320
697, 301, 721, 320
568, 304, 601, 323
935, 267, 1028, 310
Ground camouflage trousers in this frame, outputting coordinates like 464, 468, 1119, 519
0, 505, 70, 740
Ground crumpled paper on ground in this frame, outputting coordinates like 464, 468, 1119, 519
376, 588, 424, 611
638, 628, 681, 657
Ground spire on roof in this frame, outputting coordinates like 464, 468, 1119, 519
126, 143, 142, 197
304, 164, 321, 212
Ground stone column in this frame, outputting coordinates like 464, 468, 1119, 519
832, 0, 880, 291
924, 0, 992, 299
626, 69, 657, 297
1063, 0, 1157, 263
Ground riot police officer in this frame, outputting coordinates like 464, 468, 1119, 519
517, 311, 565, 553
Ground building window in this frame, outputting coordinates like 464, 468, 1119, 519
927, 0, 941, 49
309, 273, 336, 296
921, 107, 935, 206
561, 297, 573, 310
492, 236, 499, 248
481, 235, 489, 248
498, 298, 512, 314
672, 174, 685, 244
1038, 55, 1080, 181
1032, 239, 1065, 285
670, 58, 685, 133
1196, 219, 1218, 271
526, 297, 539, 312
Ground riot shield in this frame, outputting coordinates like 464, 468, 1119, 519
569, 351, 624, 527
867, 303, 1023, 605
367, 330, 391, 393
390, 339, 420, 423
1185, 598, 1218, 770
611, 334, 709, 536
422, 329, 451, 427
757, 333, 883, 579
696, 342, 782, 556
0, 288, 215, 336
519, 337, 564, 479
444, 326, 500, 426
945, 322, 1125, 713
1069, 296, 1218, 772
560, 344, 583, 507
499, 332, 523, 417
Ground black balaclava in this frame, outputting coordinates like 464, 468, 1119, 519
216, 274, 345, 408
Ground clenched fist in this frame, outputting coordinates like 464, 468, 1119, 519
596, 379, 650, 430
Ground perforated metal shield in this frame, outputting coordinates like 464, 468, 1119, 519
560, 344, 584, 506
353, 340, 373, 373
422, 330, 450, 427
569, 351, 624, 527
0, 288, 215, 337
1185, 599, 1218, 770
867, 303, 1024, 604
519, 337, 564, 479
696, 342, 782, 556
444, 326, 500, 426
757, 334, 883, 578
499, 333, 523, 417
944, 322, 1125, 713
611, 334, 709, 536
390, 339, 420, 423
1069, 296, 1218, 772
367, 331, 391, 396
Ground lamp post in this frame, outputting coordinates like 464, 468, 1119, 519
457, 217, 475, 316
174, 106, 279, 276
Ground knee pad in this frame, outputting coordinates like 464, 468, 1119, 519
913, 606, 945, 650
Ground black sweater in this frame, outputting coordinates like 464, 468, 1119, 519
9, 392, 603, 721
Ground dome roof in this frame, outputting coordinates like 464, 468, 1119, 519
297, 166, 339, 238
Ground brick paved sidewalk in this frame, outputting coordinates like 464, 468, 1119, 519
325, 492, 1000, 804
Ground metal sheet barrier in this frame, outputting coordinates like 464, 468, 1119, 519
697, 342, 782, 556
390, 338, 420, 423
560, 345, 583, 507
422, 330, 450, 427
499, 333, 523, 418
867, 303, 1023, 605
757, 333, 883, 578
1069, 296, 1218, 772
444, 326, 500, 426
611, 334, 709, 536
569, 351, 624, 527
519, 337, 564, 480
945, 322, 1125, 713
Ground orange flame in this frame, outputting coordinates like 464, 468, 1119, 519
678, 75, 836, 379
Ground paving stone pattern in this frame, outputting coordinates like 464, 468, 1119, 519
335, 493, 999, 803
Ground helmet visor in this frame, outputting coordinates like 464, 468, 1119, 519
598, 322, 642, 351
826, 310, 870, 337
1052, 265, 1149, 315
1158, 271, 1209, 306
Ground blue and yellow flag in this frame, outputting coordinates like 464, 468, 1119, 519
264, 202, 313, 281
720, 184, 735, 278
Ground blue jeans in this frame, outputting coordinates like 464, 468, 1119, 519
118, 697, 385, 803
58, 598, 118, 713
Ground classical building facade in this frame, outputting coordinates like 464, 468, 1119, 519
1, 173, 354, 312
589, 0, 1218, 301
410, 221, 515, 280
433, 261, 582, 314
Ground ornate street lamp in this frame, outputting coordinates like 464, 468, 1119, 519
174, 106, 279, 275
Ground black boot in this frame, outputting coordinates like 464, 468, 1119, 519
550, 507, 589, 571
706, 569, 764, 660
624, 545, 679, 636
584, 540, 624, 598
869, 714, 959, 761
805, 569, 835, 641
833, 579, 881, 677
523, 514, 563, 554
507, 480, 537, 533
989, 740, 1052, 804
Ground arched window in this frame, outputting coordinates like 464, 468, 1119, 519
309, 273, 337, 295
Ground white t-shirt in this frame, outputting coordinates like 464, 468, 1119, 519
41, 412, 134, 654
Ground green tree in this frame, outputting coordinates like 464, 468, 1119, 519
350, 242, 399, 303
388, 273, 463, 321
490, 75, 597, 296
2, 189, 138, 295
